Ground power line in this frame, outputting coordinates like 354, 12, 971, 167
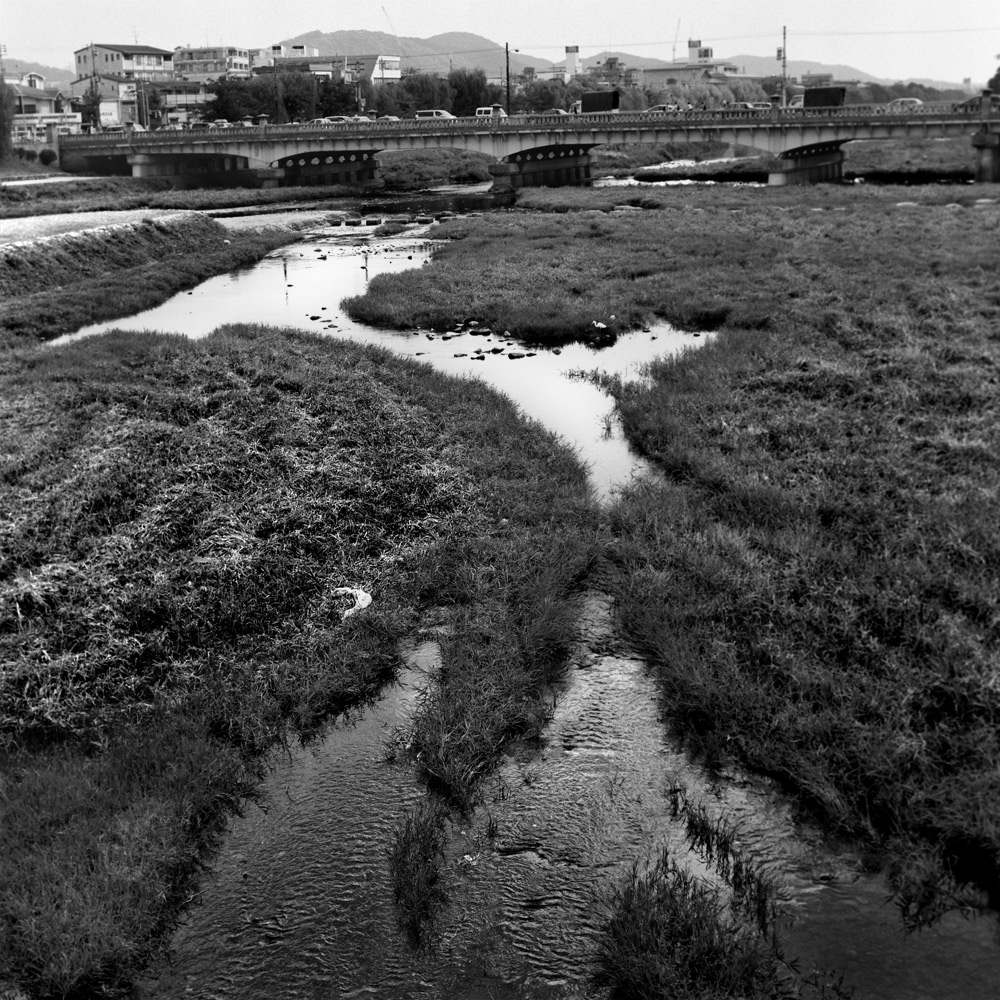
513, 24, 1000, 55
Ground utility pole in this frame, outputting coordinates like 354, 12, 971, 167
778, 26, 787, 107
505, 42, 511, 114
352, 59, 365, 114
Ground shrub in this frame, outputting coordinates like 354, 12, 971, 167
38, 148, 58, 166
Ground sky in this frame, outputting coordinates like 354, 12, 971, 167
3, 0, 998, 85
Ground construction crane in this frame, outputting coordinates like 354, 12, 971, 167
382, 6, 405, 56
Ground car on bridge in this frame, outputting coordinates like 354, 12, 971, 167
883, 98, 923, 113
414, 109, 456, 119
538, 108, 571, 116
645, 104, 679, 114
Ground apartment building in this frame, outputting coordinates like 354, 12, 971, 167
174, 46, 252, 82
73, 44, 175, 82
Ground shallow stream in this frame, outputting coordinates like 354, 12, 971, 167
59, 211, 998, 998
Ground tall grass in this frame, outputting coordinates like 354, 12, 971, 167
0, 322, 598, 995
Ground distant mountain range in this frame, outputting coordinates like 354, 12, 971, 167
284, 31, 971, 89
4, 31, 970, 91
286, 30, 542, 79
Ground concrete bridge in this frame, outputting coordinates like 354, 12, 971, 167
57, 100, 1000, 190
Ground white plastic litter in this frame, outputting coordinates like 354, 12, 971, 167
334, 587, 372, 619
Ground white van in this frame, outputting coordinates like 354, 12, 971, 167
475, 104, 507, 118
414, 109, 456, 119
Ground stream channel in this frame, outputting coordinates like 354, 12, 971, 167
60, 199, 999, 999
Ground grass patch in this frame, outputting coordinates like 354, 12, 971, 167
0, 177, 364, 220
0, 323, 598, 995
344, 184, 999, 343
376, 149, 492, 191
387, 800, 450, 947
596, 788, 783, 999
0, 214, 299, 347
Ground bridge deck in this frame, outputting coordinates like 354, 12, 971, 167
57, 102, 1000, 187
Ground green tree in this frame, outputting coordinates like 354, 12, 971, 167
204, 78, 255, 122
396, 71, 452, 116
317, 77, 357, 116
278, 72, 318, 121
142, 84, 163, 126
80, 84, 102, 130
0, 83, 14, 161
448, 67, 489, 116
369, 84, 402, 118
520, 79, 569, 112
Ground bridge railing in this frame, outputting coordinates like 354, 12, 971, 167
59, 101, 996, 149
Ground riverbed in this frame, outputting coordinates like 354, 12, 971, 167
56, 210, 999, 999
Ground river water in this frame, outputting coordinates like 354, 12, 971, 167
58, 209, 998, 998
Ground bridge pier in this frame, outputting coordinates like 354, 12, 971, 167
489, 146, 594, 190
769, 147, 845, 186
972, 133, 1000, 183
128, 152, 270, 189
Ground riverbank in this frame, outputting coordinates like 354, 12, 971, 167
0, 212, 324, 347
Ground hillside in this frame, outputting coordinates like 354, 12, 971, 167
2, 59, 75, 86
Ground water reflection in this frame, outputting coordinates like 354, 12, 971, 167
59, 223, 706, 502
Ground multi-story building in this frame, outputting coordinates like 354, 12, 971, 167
70, 43, 186, 128
3, 72, 81, 140
250, 52, 401, 88
173, 46, 251, 82
642, 40, 740, 87
154, 80, 211, 123
73, 44, 175, 83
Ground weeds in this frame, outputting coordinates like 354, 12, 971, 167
595, 847, 779, 1000
387, 800, 450, 948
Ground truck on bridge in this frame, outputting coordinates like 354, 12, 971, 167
802, 86, 847, 108
570, 90, 621, 114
